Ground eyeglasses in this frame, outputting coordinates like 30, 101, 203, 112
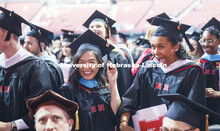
160, 126, 196, 131
199, 39, 217, 44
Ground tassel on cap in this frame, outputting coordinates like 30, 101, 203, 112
75, 110, 79, 130
206, 115, 209, 131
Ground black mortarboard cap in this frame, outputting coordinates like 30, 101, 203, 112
63, 34, 75, 42
110, 27, 117, 35
189, 31, 202, 42
27, 24, 54, 46
0, 6, 36, 41
53, 33, 61, 41
69, 29, 114, 57
61, 29, 74, 35
146, 12, 170, 24
61, 29, 80, 42
147, 17, 194, 51
201, 17, 220, 31
158, 93, 220, 128
63, 33, 80, 43
83, 10, 116, 28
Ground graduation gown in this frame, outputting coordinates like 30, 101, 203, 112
40, 52, 64, 90
102, 48, 133, 98
118, 60, 206, 126
199, 54, 220, 124
44, 59, 64, 90
0, 56, 56, 130
115, 42, 134, 65
59, 82, 118, 131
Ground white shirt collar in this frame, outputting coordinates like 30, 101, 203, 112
160, 59, 193, 73
0, 47, 33, 68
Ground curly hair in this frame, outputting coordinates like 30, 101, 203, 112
68, 50, 107, 88
167, 37, 191, 60
205, 28, 220, 39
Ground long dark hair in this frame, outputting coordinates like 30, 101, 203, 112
167, 37, 191, 60
68, 50, 107, 88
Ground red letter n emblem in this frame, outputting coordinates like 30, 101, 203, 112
163, 84, 169, 91
155, 82, 161, 89
4, 86, 10, 93
98, 104, 105, 111
91, 106, 96, 113
205, 69, 210, 75
0, 86, 2, 93
211, 69, 215, 75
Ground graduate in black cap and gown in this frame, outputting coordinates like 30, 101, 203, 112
198, 17, 220, 125
131, 12, 169, 77
58, 29, 121, 131
24, 25, 64, 90
0, 7, 56, 130
58, 29, 77, 64
83, 10, 133, 98
118, 17, 206, 131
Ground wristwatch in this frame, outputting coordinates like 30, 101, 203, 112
11, 121, 17, 131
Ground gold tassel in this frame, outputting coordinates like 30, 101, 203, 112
206, 114, 209, 131
75, 110, 79, 130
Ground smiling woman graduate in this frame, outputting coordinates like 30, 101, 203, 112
198, 17, 220, 125
83, 10, 133, 98
118, 17, 206, 131
58, 29, 121, 131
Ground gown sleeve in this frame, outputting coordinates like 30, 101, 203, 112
177, 65, 206, 106
23, 60, 56, 129
118, 66, 147, 116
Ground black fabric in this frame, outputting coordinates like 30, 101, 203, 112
43, 59, 64, 91
201, 17, 220, 31
83, 10, 115, 28
148, 17, 194, 51
118, 60, 206, 129
0, 6, 36, 41
118, 46, 133, 65
165, 100, 201, 127
199, 59, 220, 124
69, 29, 115, 57
189, 30, 202, 42
0, 56, 56, 130
58, 82, 118, 131
102, 49, 133, 98
146, 12, 170, 23
27, 24, 54, 46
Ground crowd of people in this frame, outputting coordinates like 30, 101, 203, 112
0, 6, 220, 131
